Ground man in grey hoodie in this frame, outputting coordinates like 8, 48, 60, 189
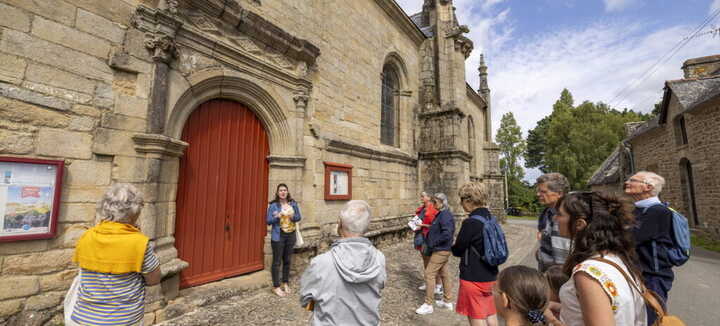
299, 200, 387, 326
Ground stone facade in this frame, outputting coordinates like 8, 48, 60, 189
0, 0, 503, 324
590, 54, 720, 241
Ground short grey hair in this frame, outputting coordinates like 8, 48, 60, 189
339, 200, 372, 235
97, 183, 144, 224
433, 193, 449, 211
536, 173, 570, 194
638, 171, 665, 196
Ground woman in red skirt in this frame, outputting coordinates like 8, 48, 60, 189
452, 182, 499, 326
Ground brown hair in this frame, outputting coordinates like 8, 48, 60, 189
270, 183, 294, 204
497, 265, 550, 326
458, 182, 488, 207
544, 265, 569, 298
557, 191, 640, 279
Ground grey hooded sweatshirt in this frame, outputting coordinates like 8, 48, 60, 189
299, 237, 386, 326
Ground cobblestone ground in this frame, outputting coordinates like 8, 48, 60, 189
157, 223, 535, 326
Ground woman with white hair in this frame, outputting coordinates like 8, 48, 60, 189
67, 183, 160, 326
414, 191, 442, 295
416, 193, 455, 315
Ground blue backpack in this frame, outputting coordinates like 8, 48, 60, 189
469, 215, 509, 266
643, 203, 691, 267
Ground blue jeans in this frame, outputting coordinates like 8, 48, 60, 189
644, 275, 673, 325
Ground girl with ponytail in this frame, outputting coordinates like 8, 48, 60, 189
555, 191, 647, 326
493, 265, 552, 326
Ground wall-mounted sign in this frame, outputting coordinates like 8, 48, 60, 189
0, 157, 64, 242
324, 162, 352, 201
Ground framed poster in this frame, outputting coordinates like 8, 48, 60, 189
324, 162, 352, 200
0, 157, 64, 242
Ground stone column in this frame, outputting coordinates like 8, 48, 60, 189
133, 133, 189, 304
145, 34, 177, 134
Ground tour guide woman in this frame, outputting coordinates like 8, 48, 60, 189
266, 183, 302, 297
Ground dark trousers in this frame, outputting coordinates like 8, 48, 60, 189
271, 231, 296, 288
645, 275, 673, 325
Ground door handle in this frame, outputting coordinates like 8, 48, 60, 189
225, 224, 230, 232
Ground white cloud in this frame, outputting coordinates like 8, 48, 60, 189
395, 1, 720, 181
394, 0, 423, 15
486, 22, 719, 136
603, 0, 638, 12
711, 0, 720, 14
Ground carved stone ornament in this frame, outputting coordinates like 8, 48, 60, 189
293, 90, 310, 111
165, 0, 179, 15
145, 33, 179, 63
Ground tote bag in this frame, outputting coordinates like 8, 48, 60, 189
63, 270, 81, 325
295, 222, 305, 248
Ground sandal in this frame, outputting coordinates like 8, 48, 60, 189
273, 287, 286, 297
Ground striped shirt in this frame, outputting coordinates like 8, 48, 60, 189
71, 242, 160, 326
537, 208, 571, 272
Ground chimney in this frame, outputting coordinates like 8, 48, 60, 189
682, 54, 720, 79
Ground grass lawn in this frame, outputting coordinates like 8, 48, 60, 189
691, 234, 720, 253
505, 215, 537, 221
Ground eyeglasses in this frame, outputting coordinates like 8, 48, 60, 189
626, 178, 650, 185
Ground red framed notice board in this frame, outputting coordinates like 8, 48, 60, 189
0, 157, 64, 242
324, 162, 352, 201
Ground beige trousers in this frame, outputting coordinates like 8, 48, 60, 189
424, 250, 452, 304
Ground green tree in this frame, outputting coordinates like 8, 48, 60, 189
651, 99, 663, 116
496, 112, 531, 209
526, 89, 649, 190
496, 112, 526, 180
525, 89, 574, 172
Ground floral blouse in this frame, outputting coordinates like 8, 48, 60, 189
559, 254, 647, 326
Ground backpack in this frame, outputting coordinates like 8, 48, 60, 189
642, 203, 691, 267
469, 215, 508, 266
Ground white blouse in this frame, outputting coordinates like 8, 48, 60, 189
559, 254, 647, 326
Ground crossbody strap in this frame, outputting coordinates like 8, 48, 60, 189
589, 258, 666, 320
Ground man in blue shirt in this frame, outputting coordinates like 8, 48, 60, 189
625, 171, 675, 325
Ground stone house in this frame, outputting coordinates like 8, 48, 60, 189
589, 54, 720, 241
0, 0, 503, 323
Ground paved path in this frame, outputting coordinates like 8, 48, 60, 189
157, 219, 719, 325
157, 221, 536, 326
508, 219, 720, 326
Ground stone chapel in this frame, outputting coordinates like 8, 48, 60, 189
0, 0, 503, 323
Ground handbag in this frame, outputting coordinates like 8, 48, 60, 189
591, 258, 685, 326
294, 222, 304, 248
63, 269, 81, 325
413, 231, 425, 247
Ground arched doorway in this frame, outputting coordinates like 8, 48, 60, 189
679, 158, 699, 226
175, 99, 269, 288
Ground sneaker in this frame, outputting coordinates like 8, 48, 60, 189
415, 303, 434, 315
418, 284, 427, 291
435, 284, 443, 295
435, 300, 454, 310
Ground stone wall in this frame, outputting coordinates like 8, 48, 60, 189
0, 0, 151, 323
630, 95, 720, 240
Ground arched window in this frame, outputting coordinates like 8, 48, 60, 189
468, 117, 477, 175
679, 158, 699, 225
674, 115, 688, 145
381, 65, 399, 146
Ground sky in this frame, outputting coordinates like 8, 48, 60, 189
395, 0, 720, 181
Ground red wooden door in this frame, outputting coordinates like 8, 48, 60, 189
175, 99, 269, 288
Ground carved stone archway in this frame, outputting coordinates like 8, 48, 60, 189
166, 71, 295, 157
